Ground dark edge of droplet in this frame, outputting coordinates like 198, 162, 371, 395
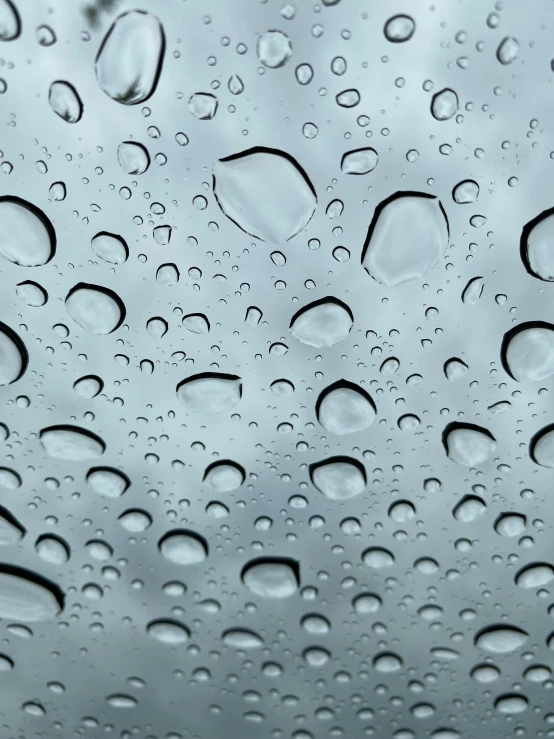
0, 321, 29, 383
289, 296, 354, 330
158, 529, 209, 557
49, 81, 83, 123
500, 321, 554, 380
315, 379, 375, 424
0, 563, 65, 614
309, 455, 367, 488
519, 206, 554, 280
92, 232, 129, 263
176, 372, 242, 396
65, 282, 126, 333
40, 425, 106, 454
35, 534, 70, 560
441, 421, 496, 456
73, 374, 104, 397
203, 459, 245, 485
86, 466, 130, 493
473, 623, 528, 648
0, 196, 56, 264
0, 504, 25, 538
529, 422, 554, 466
240, 557, 300, 588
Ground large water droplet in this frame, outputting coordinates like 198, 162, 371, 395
0, 0, 20, 41
384, 14, 415, 42
159, 530, 208, 565
35, 535, 70, 565
497, 36, 519, 65
452, 179, 479, 204
530, 424, 554, 467
474, 625, 528, 653
0, 196, 56, 266
521, 207, 554, 281
352, 593, 381, 613
462, 276, 484, 304
515, 562, 554, 589
118, 508, 152, 532
361, 192, 448, 287
65, 283, 125, 334
117, 141, 150, 174
213, 147, 316, 243
87, 466, 130, 498
73, 375, 103, 399
146, 618, 190, 644
241, 557, 299, 598
188, 92, 218, 120
310, 457, 366, 500
176, 373, 242, 414
182, 313, 210, 334
48, 81, 83, 123
0, 467, 20, 489
443, 423, 495, 466
373, 652, 403, 672
0, 505, 25, 545
289, 297, 353, 348
316, 381, 376, 435
444, 358, 468, 381
16, 281, 48, 307
0, 322, 28, 385
106, 694, 137, 709
222, 628, 264, 649
431, 88, 458, 120
256, 30, 292, 68
452, 495, 486, 523
40, 425, 105, 461
341, 147, 378, 175
0, 564, 64, 621
362, 547, 395, 568
494, 513, 526, 537
494, 694, 527, 714
203, 460, 245, 492
502, 323, 554, 382
91, 232, 128, 264
471, 664, 500, 683
95, 10, 165, 105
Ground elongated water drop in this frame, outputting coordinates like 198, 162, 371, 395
316, 381, 375, 435
176, 373, 242, 414
40, 425, 105, 461
0, 322, 28, 385
241, 558, 299, 598
146, 618, 189, 644
48, 81, 83, 123
0, 564, 64, 621
0, 196, 56, 266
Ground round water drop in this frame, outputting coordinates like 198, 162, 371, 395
521, 208, 554, 281
462, 276, 484, 304
65, 283, 125, 334
49, 182, 66, 201
204, 460, 245, 492
91, 232, 128, 264
310, 457, 366, 500
117, 141, 150, 174
0, 323, 28, 385
398, 414, 420, 431
271, 378, 294, 395
257, 30, 292, 68
362, 547, 395, 568
0, 564, 64, 621
352, 593, 381, 613
474, 624, 528, 654
188, 92, 218, 120
147, 618, 190, 644
176, 373, 242, 414
373, 652, 402, 672
502, 323, 554, 382
295, 63, 313, 84
443, 423, 495, 466
213, 146, 316, 243
87, 467, 129, 498
241, 558, 299, 598
497, 36, 519, 65
384, 14, 415, 42
222, 628, 263, 649
119, 509, 152, 532
183, 313, 209, 334
156, 264, 179, 285
35, 535, 70, 565
471, 664, 500, 683
0, 196, 56, 266
388, 500, 415, 522
0, 0, 20, 40
452, 495, 486, 523
524, 664, 551, 682
452, 179, 479, 204
73, 375, 103, 399
95, 10, 165, 105
362, 193, 448, 287
40, 425, 105, 461
316, 381, 375, 435
341, 147, 378, 175
515, 562, 554, 589
431, 88, 458, 121
290, 297, 353, 348
303, 647, 330, 667
336, 88, 360, 107
16, 281, 47, 307
530, 424, 554, 467
494, 513, 525, 537
494, 694, 527, 714
444, 358, 468, 381
159, 530, 208, 565
48, 81, 83, 123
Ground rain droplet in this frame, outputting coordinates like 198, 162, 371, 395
0, 0, 20, 41
0, 564, 64, 622
16, 281, 48, 307
336, 89, 360, 107
341, 147, 378, 175
222, 628, 264, 649
241, 558, 299, 598
494, 694, 527, 714
502, 323, 554, 382
147, 618, 190, 644
183, 313, 209, 334
443, 423, 495, 466
204, 460, 245, 492
452, 495, 486, 523
117, 141, 150, 174
0, 322, 28, 385
40, 425, 105, 461
310, 457, 366, 500
48, 81, 83, 123
373, 652, 403, 672
106, 695, 137, 709
521, 207, 554, 281
431, 88, 458, 121
36, 24, 56, 46
35, 535, 70, 565
65, 283, 125, 335
295, 63, 313, 84
176, 373, 242, 414
118, 509, 152, 532
188, 92, 218, 120
515, 562, 554, 589
352, 593, 381, 613
474, 624, 528, 653
494, 513, 526, 537
316, 381, 376, 435
289, 297, 353, 348
452, 179, 479, 204
530, 424, 554, 467
384, 14, 415, 42
156, 263, 179, 286
73, 375, 103, 399
91, 232, 128, 264
257, 30, 292, 68
444, 358, 468, 381
462, 276, 484, 304
471, 664, 500, 683
228, 74, 244, 94
0, 196, 56, 266
362, 547, 395, 568
87, 466, 130, 498
158, 530, 208, 565
497, 36, 519, 65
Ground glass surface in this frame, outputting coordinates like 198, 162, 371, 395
1, 0, 554, 737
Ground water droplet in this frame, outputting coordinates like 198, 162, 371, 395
106, 694, 137, 709
336, 89, 360, 107
452, 495, 486, 523
494, 513, 525, 537
118, 509, 152, 532
222, 628, 263, 649
95, 10, 165, 105
494, 694, 528, 714
153, 225, 172, 245
303, 646, 330, 667
524, 664, 551, 682
48, 81, 83, 123
0, 322, 28, 385
362, 547, 395, 568
241, 558, 299, 598
352, 593, 381, 613
188, 92, 218, 120
497, 36, 519, 65
0, 196, 56, 266
65, 283, 125, 334
384, 14, 415, 42
398, 414, 420, 432
73, 375, 103, 399
474, 625, 528, 653
316, 381, 376, 435
388, 500, 415, 522
471, 663, 500, 682
87, 466, 130, 498
515, 562, 554, 589
431, 88, 458, 121
0, 654, 13, 671
444, 358, 468, 381
36, 24, 56, 46
502, 323, 554, 382
0, 564, 64, 621
22, 701, 46, 716
530, 423, 554, 467
521, 207, 554, 281
35, 535, 70, 564
91, 232, 128, 264
147, 618, 190, 644
257, 30, 292, 68
452, 179, 479, 204
0, 0, 20, 41
183, 313, 210, 334
213, 147, 316, 243
159, 530, 208, 565
295, 63, 313, 84
16, 281, 48, 307
49, 182, 66, 201
301, 614, 330, 634
40, 425, 105, 461
157, 263, 179, 286
362, 192, 448, 287
176, 373, 241, 414
373, 652, 403, 672
462, 276, 484, 304
204, 460, 245, 492
443, 423, 495, 466
289, 297, 353, 348
271, 379, 294, 395
341, 147, 378, 175
228, 74, 244, 94
310, 457, 366, 500
117, 141, 150, 174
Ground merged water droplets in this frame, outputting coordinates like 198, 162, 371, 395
341, 147, 378, 175
48, 81, 83, 123
40, 425, 105, 461
443, 423, 496, 466
289, 298, 353, 348
0, 196, 55, 266
0, 565, 64, 622
158, 530, 208, 565
316, 381, 376, 435
95, 11, 165, 105
176, 373, 242, 414
361, 193, 448, 287
213, 147, 316, 243
310, 457, 366, 500
502, 323, 554, 382
65, 283, 125, 335
241, 558, 299, 598
256, 30, 292, 68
